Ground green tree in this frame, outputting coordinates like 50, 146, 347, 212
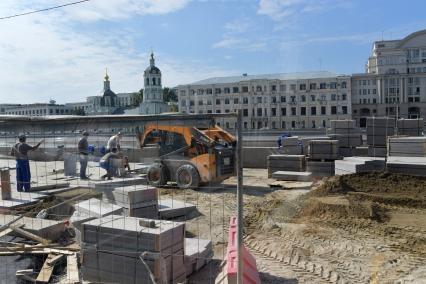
132, 89, 143, 106
163, 87, 177, 102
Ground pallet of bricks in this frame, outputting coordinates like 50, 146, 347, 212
306, 140, 340, 176
387, 136, 426, 176
267, 154, 305, 178
366, 117, 395, 157
81, 216, 186, 283
327, 120, 362, 157
397, 118, 424, 136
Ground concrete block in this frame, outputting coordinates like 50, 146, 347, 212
92, 177, 147, 191
71, 198, 123, 230
330, 120, 356, 129
397, 118, 424, 136
1, 169, 11, 200
388, 136, 426, 157
267, 155, 305, 177
185, 238, 213, 276
387, 156, 426, 177
328, 134, 362, 148
308, 140, 340, 160
368, 146, 387, 157
271, 171, 312, 181
306, 160, 335, 177
159, 199, 196, 219
64, 153, 77, 176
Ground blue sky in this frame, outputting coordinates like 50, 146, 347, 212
1, 0, 426, 103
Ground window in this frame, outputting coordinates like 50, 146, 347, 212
207, 99, 212, 105
331, 106, 337, 115
330, 82, 337, 89
301, 95, 306, 102
362, 89, 367, 95
311, 95, 316, 101
244, 122, 248, 129
342, 106, 348, 114
320, 83, 326, 89
281, 108, 286, 116
300, 84, 306, 91
206, 89, 212, 94
282, 121, 286, 129
242, 86, 248, 92
373, 89, 376, 94
146, 78, 149, 85
290, 84, 296, 91
234, 98, 239, 104
341, 82, 347, 89
190, 100, 194, 106
257, 97, 262, 103
342, 94, 347, 101
272, 121, 276, 129
291, 107, 296, 116
271, 108, 277, 116
301, 107, 306, 116
271, 97, 277, 103
243, 109, 248, 116
291, 121, 296, 128
310, 83, 316, 90
152, 78, 156, 85
280, 96, 286, 103
207, 110, 212, 113
224, 87, 230, 94
181, 100, 186, 107
279, 84, 286, 92
216, 110, 221, 113
311, 107, 316, 115
216, 99, 221, 105
321, 106, 326, 115
225, 109, 230, 113
243, 97, 248, 104
257, 108, 262, 116
373, 98, 376, 103
271, 85, 277, 91
225, 98, 230, 104
233, 87, 239, 93
215, 88, 221, 94
331, 94, 336, 101
256, 85, 262, 92
198, 100, 203, 106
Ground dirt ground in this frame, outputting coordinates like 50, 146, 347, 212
162, 169, 426, 283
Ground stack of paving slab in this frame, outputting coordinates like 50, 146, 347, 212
280, 136, 303, 154
397, 118, 424, 136
300, 136, 330, 155
81, 216, 186, 284
366, 117, 395, 157
267, 154, 305, 178
386, 156, 426, 176
184, 238, 213, 276
335, 157, 386, 175
388, 136, 426, 157
307, 140, 340, 176
327, 120, 362, 157
271, 171, 312, 181
103, 185, 159, 219
70, 198, 123, 230
158, 198, 196, 219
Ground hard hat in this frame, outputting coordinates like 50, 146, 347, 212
83, 131, 89, 136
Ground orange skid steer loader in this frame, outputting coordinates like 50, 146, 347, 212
139, 123, 237, 189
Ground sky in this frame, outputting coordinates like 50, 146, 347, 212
1, 0, 426, 104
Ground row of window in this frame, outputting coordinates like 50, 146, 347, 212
218, 119, 331, 130
358, 89, 377, 95
6, 108, 69, 115
181, 94, 348, 107
180, 81, 348, 96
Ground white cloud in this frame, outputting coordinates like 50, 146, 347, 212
0, 0, 234, 103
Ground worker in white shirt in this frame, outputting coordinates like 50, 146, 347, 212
107, 132, 122, 152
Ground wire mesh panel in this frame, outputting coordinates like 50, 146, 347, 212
0, 114, 240, 283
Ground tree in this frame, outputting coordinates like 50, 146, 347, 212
163, 87, 177, 102
132, 89, 143, 106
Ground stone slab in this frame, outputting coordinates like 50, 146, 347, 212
184, 238, 213, 275
159, 199, 196, 219
388, 137, 426, 157
368, 146, 387, 157
306, 160, 335, 177
103, 186, 158, 204
271, 171, 312, 181
308, 140, 340, 160
91, 177, 147, 190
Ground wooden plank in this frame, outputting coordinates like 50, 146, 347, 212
0, 215, 24, 234
66, 253, 80, 284
10, 225, 51, 245
0, 248, 74, 256
36, 253, 56, 283
47, 254, 65, 266
0, 227, 13, 239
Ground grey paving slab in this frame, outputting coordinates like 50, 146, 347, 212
271, 171, 312, 181
158, 199, 196, 219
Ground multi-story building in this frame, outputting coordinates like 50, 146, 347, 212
3, 101, 71, 116
176, 71, 351, 130
351, 29, 426, 126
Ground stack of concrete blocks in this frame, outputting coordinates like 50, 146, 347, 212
335, 157, 386, 175
63, 152, 77, 176
327, 120, 362, 157
388, 137, 426, 157
81, 216, 186, 283
281, 137, 303, 154
300, 137, 330, 155
271, 171, 312, 181
267, 155, 305, 178
397, 118, 424, 136
366, 117, 395, 157
386, 156, 426, 177
307, 140, 340, 176
91, 176, 147, 192
184, 238, 213, 276
103, 186, 159, 219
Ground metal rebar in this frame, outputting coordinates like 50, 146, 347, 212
236, 109, 243, 284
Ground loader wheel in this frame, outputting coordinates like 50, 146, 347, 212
176, 164, 200, 189
147, 163, 168, 187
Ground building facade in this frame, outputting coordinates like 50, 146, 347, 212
139, 52, 170, 115
176, 72, 351, 130
3, 101, 71, 116
351, 30, 426, 126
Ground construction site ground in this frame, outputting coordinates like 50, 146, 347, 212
1, 158, 426, 283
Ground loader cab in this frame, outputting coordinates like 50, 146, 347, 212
145, 130, 188, 156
